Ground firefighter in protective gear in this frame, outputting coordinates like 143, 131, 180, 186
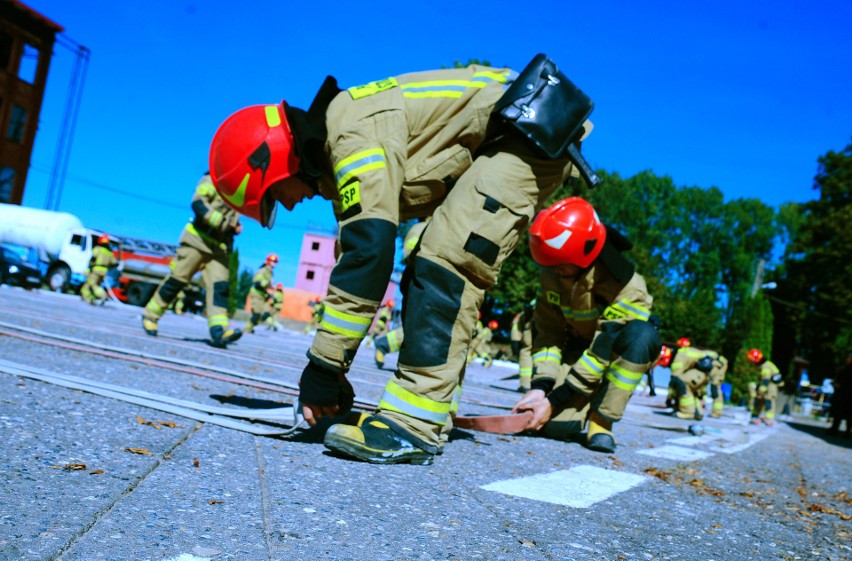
365, 301, 394, 348
677, 337, 691, 348
668, 346, 717, 420
468, 320, 498, 368
210, 56, 596, 464
747, 348, 783, 426
511, 301, 535, 392
244, 253, 277, 334
265, 283, 285, 331
303, 297, 324, 335
142, 173, 243, 349
708, 353, 729, 418
80, 234, 118, 305
511, 198, 661, 454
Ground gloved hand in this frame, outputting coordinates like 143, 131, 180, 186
299, 361, 355, 426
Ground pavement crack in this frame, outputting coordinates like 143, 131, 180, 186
51, 423, 201, 561
255, 436, 276, 561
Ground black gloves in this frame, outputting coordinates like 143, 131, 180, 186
298, 361, 355, 414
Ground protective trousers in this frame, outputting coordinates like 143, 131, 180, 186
752, 383, 779, 420
143, 230, 231, 331
378, 135, 572, 452
671, 368, 708, 418
557, 320, 660, 426
518, 326, 533, 389
81, 270, 108, 303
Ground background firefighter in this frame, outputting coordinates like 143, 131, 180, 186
80, 234, 118, 305
141, 173, 243, 349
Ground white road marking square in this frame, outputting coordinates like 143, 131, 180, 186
708, 431, 771, 454
480, 465, 647, 508
667, 434, 723, 446
637, 445, 714, 461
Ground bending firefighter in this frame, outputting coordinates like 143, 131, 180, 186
80, 234, 118, 305
142, 173, 243, 349
747, 348, 783, 426
667, 344, 717, 420
512, 197, 661, 453
708, 353, 729, 418
209, 55, 599, 464
244, 253, 278, 333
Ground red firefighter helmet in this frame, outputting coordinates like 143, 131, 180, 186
677, 337, 691, 348
97, 234, 110, 246
657, 346, 674, 367
266, 253, 279, 266
746, 348, 764, 364
528, 197, 606, 268
488, 320, 499, 330
276, 283, 284, 290
386, 300, 395, 308
209, 104, 301, 228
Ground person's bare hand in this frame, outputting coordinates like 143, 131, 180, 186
512, 389, 553, 430
301, 403, 339, 427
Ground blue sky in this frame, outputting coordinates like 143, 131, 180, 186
20, 0, 852, 285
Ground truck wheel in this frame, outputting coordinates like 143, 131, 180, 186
48, 265, 71, 292
126, 282, 156, 307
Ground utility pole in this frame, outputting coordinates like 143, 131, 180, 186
43, 34, 90, 211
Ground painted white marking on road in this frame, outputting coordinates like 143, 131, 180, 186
667, 434, 724, 446
708, 431, 771, 454
481, 465, 646, 508
637, 445, 713, 461
160, 555, 212, 561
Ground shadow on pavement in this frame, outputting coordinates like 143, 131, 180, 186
785, 421, 852, 449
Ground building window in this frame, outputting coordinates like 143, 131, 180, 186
306, 270, 315, 280
7, 104, 27, 142
18, 43, 39, 84
0, 166, 14, 203
311, 241, 320, 251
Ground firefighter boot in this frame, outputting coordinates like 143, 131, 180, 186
210, 326, 243, 349
324, 415, 434, 465
586, 412, 617, 453
142, 318, 158, 337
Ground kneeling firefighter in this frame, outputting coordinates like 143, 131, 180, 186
512, 197, 662, 453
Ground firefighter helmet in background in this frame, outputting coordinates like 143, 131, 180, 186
97, 234, 110, 246
747, 348, 765, 364
488, 320, 499, 330
266, 253, 279, 266
209, 104, 301, 228
528, 197, 606, 268
677, 337, 691, 348
657, 345, 674, 367
276, 283, 284, 290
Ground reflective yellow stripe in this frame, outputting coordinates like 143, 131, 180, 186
207, 314, 229, 328
265, 105, 281, 127
209, 210, 223, 227
145, 299, 164, 316
579, 351, 606, 378
378, 380, 450, 425
334, 148, 386, 187
400, 72, 509, 99
605, 363, 644, 392
387, 329, 401, 353
611, 300, 651, 321
532, 347, 562, 365
320, 306, 372, 338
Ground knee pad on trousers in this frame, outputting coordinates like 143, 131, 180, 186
160, 277, 187, 304
212, 280, 230, 308
612, 320, 662, 364
399, 256, 464, 368
710, 385, 719, 400
331, 219, 397, 301
251, 313, 262, 324
671, 376, 687, 396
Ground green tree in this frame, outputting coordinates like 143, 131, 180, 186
779, 140, 852, 379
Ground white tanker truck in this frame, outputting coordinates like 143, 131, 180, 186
0, 203, 202, 308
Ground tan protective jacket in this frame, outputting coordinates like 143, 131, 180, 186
531, 265, 653, 382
